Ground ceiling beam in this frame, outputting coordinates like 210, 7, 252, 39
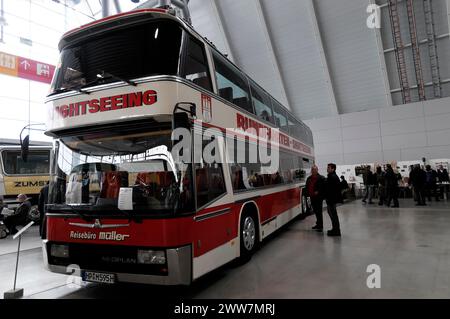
101, 0, 110, 18
447, 0, 450, 35
209, 0, 235, 63
369, 0, 393, 107
252, 0, 291, 110
305, 0, 339, 115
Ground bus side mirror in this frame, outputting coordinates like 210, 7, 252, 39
21, 135, 30, 162
173, 112, 191, 130
172, 102, 196, 131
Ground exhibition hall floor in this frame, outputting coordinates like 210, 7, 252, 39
1, 199, 450, 299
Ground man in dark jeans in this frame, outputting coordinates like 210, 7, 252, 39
325, 163, 341, 237
375, 166, 386, 206
305, 165, 325, 232
385, 164, 400, 208
362, 166, 374, 204
410, 165, 427, 206
425, 165, 439, 202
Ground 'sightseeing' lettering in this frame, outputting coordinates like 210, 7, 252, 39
55, 90, 157, 119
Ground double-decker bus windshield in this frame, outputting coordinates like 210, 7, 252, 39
50, 20, 182, 95
48, 123, 194, 216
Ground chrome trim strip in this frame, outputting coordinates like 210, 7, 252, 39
68, 222, 130, 229
194, 208, 231, 222
45, 75, 203, 102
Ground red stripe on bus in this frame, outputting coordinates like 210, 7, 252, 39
46, 187, 301, 257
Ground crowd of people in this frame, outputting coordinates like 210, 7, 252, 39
360, 164, 449, 207
361, 164, 402, 207
304, 163, 450, 238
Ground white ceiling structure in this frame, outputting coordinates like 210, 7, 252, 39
73, 0, 450, 121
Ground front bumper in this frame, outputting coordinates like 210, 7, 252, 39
42, 240, 192, 285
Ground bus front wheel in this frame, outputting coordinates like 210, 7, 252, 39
239, 213, 258, 262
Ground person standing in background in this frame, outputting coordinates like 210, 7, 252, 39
340, 175, 349, 202
410, 165, 427, 206
362, 166, 374, 204
305, 165, 326, 232
425, 165, 439, 202
38, 182, 49, 238
325, 163, 341, 237
437, 165, 449, 199
385, 164, 400, 208
376, 166, 386, 206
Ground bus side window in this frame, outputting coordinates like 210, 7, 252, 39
182, 36, 213, 92
249, 82, 274, 125
196, 163, 226, 208
271, 100, 289, 132
212, 51, 253, 114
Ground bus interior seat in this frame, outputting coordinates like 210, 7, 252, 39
100, 171, 128, 199
135, 172, 158, 186
263, 174, 272, 186
157, 171, 174, 187
196, 168, 208, 192
233, 97, 249, 110
219, 87, 233, 102
233, 169, 245, 190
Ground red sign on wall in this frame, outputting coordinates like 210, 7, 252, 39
17, 56, 55, 84
0, 51, 55, 84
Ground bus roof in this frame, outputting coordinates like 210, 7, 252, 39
58, 9, 310, 136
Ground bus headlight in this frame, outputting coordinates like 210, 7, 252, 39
50, 244, 69, 258
137, 250, 166, 265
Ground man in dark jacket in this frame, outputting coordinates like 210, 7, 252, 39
362, 166, 374, 204
325, 163, 341, 237
410, 165, 426, 206
385, 164, 400, 208
437, 165, 449, 199
375, 166, 386, 206
38, 182, 49, 238
305, 165, 326, 231
437, 165, 449, 182
425, 165, 439, 202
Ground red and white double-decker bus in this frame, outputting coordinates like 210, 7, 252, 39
42, 9, 314, 285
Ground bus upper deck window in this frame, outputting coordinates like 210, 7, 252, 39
213, 51, 253, 114
183, 36, 212, 92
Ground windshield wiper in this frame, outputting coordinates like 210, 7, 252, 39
95, 69, 138, 87
46, 204, 93, 221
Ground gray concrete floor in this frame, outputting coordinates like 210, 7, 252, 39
1, 199, 450, 299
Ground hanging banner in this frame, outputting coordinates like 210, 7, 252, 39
0, 51, 55, 84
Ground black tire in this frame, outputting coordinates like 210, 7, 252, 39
239, 212, 258, 262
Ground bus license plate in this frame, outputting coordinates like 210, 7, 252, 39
82, 271, 115, 284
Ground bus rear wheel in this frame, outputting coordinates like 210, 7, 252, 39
239, 213, 258, 262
